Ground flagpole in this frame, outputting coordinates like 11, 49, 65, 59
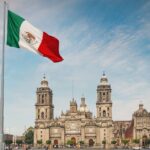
0, 1, 7, 150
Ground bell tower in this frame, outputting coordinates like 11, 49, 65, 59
70, 98, 77, 113
34, 75, 54, 145
35, 75, 54, 121
96, 73, 112, 120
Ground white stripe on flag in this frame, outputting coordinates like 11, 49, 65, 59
19, 20, 43, 54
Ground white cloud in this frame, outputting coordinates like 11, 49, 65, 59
0, 0, 150, 135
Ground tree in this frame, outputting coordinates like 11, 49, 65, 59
67, 140, 73, 145
37, 139, 42, 145
102, 140, 106, 149
5, 140, 13, 146
16, 140, 23, 146
79, 140, 84, 145
102, 140, 106, 145
24, 127, 34, 145
145, 139, 150, 146
111, 140, 117, 145
46, 140, 51, 149
46, 140, 51, 145
132, 139, 140, 144
122, 139, 129, 146
5, 140, 13, 150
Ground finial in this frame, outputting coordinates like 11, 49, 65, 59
43, 74, 46, 80
103, 71, 105, 76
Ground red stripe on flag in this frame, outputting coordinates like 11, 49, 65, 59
38, 32, 63, 62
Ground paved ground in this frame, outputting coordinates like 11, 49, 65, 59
15, 148, 107, 150
15, 149, 99, 150
27, 147, 150, 150
22, 148, 145, 150
19, 149, 103, 150
13, 147, 150, 150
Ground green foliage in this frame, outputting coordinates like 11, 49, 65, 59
5, 140, 13, 145
111, 140, 117, 145
24, 127, 34, 144
132, 139, 140, 144
102, 140, 106, 145
79, 140, 84, 145
145, 139, 150, 145
122, 139, 129, 145
67, 140, 73, 145
37, 139, 42, 145
16, 140, 23, 145
46, 140, 51, 145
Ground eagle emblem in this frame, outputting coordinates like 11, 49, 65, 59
22, 32, 37, 45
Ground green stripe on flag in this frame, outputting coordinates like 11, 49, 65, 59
7, 10, 25, 48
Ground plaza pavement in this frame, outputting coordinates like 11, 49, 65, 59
17, 149, 102, 150
21, 149, 146, 150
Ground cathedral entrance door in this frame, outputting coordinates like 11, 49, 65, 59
71, 137, 76, 146
142, 135, 147, 147
54, 139, 58, 145
89, 139, 94, 147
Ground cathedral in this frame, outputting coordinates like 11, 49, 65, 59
34, 74, 150, 147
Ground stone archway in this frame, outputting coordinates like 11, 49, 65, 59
89, 139, 94, 147
142, 135, 147, 147
71, 137, 76, 145
54, 139, 58, 145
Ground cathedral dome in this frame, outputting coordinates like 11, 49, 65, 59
100, 72, 109, 85
41, 75, 49, 87
133, 104, 150, 117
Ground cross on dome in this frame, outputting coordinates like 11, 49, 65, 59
41, 74, 48, 87
100, 72, 109, 85
43, 74, 46, 80
103, 71, 105, 76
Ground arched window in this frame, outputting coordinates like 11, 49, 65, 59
38, 109, 40, 119
103, 110, 106, 117
107, 107, 109, 111
41, 94, 44, 103
45, 109, 47, 118
42, 99, 44, 104
38, 95, 40, 103
41, 112, 44, 119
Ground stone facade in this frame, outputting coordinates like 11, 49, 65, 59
132, 104, 150, 144
34, 74, 150, 147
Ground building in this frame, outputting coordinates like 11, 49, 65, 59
4, 134, 13, 142
34, 74, 150, 147
132, 104, 150, 145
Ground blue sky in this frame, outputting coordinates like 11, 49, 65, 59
0, 0, 150, 135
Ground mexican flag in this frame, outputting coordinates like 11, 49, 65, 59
7, 10, 63, 63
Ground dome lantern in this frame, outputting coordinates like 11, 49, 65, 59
41, 74, 49, 87
100, 72, 109, 85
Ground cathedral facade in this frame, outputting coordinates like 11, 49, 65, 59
34, 74, 150, 147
